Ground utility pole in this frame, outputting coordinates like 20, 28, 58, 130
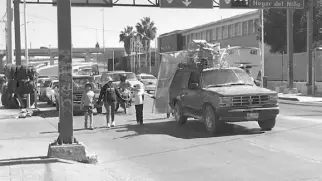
102, 9, 105, 53
307, 0, 314, 95
6, 0, 13, 64
13, 0, 22, 65
287, 9, 294, 89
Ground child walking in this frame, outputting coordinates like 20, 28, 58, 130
132, 83, 155, 125
81, 83, 95, 130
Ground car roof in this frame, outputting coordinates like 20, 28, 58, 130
73, 75, 94, 78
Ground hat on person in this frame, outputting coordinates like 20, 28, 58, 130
136, 83, 144, 90
85, 82, 93, 89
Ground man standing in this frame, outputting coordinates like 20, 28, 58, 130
97, 76, 124, 128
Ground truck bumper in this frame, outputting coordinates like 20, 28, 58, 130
216, 106, 279, 122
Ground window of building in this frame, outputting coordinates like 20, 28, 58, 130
242, 21, 248, 36
212, 28, 216, 41
217, 27, 222, 40
182, 36, 186, 48
229, 24, 235, 38
235, 22, 242, 36
223, 25, 228, 39
248, 20, 254, 35
254, 18, 259, 33
202, 31, 206, 40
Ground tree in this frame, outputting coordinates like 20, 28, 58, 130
135, 17, 157, 66
256, 6, 322, 54
119, 26, 135, 55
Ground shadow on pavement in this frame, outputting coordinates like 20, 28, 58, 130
115, 120, 265, 139
0, 156, 73, 166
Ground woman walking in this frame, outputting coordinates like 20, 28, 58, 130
97, 76, 124, 128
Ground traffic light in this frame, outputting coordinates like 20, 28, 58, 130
231, 0, 249, 8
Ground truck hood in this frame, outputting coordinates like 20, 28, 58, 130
204, 85, 276, 96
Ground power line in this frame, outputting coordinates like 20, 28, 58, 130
26, 13, 120, 32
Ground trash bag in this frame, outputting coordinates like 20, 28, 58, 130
16, 65, 28, 81
7, 80, 17, 93
17, 80, 35, 94
27, 66, 37, 80
9, 65, 17, 80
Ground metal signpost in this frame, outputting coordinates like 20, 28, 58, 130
56, 0, 74, 144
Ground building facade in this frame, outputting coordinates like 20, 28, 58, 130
180, 10, 260, 49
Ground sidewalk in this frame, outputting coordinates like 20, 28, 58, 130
278, 93, 322, 107
0, 97, 167, 181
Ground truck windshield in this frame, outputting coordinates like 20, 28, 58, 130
73, 77, 97, 89
202, 69, 254, 88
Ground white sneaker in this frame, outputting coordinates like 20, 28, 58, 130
107, 123, 111, 128
111, 121, 115, 127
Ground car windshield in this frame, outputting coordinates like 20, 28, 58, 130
101, 72, 137, 82
41, 80, 51, 87
202, 69, 254, 88
72, 77, 97, 89
140, 75, 156, 80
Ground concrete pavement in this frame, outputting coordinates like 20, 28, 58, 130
1, 97, 322, 180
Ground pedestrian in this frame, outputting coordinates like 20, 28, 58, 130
132, 83, 155, 125
81, 82, 95, 130
96, 76, 124, 128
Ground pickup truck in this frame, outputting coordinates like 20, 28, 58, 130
55, 75, 102, 114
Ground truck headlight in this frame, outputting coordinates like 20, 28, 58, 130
219, 97, 232, 107
269, 94, 278, 104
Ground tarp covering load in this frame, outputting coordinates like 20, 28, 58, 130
153, 51, 187, 114
153, 40, 220, 114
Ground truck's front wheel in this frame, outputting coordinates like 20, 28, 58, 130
258, 118, 276, 131
203, 105, 221, 134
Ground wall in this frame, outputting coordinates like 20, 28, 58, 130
218, 34, 259, 48
265, 51, 322, 82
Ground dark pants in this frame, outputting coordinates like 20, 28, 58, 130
135, 104, 143, 123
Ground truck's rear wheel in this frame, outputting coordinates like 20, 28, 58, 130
203, 105, 221, 134
174, 103, 187, 124
258, 118, 276, 131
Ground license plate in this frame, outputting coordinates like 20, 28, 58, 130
247, 113, 259, 120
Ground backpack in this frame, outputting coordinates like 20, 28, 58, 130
104, 84, 117, 102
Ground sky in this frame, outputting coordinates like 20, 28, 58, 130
0, 0, 253, 50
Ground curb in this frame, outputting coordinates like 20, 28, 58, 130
278, 97, 299, 101
0, 156, 76, 166
278, 99, 322, 107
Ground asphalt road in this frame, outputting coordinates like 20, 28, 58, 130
1, 98, 322, 181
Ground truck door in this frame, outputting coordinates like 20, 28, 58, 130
185, 71, 203, 115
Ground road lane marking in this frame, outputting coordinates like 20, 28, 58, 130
278, 115, 322, 123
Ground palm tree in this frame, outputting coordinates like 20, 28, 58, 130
135, 17, 157, 67
119, 26, 135, 56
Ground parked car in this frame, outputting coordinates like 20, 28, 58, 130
169, 65, 279, 134
45, 79, 59, 106
136, 73, 157, 93
55, 75, 102, 114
